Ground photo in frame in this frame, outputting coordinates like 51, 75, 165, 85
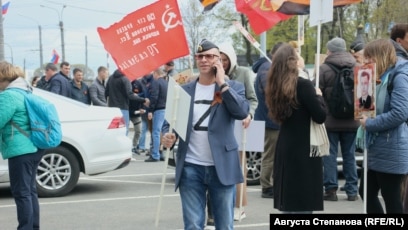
354, 63, 376, 119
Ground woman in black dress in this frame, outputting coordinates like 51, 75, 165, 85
265, 43, 327, 213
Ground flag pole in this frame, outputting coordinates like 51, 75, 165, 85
238, 127, 247, 222
363, 131, 367, 213
155, 85, 180, 227
315, 20, 322, 88
233, 21, 271, 63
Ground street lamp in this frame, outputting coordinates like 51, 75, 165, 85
40, 4, 66, 62
18, 14, 43, 68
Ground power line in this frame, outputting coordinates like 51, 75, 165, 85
44, 0, 125, 15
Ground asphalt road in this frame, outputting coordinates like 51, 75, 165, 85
0, 151, 368, 230
1, 130, 370, 230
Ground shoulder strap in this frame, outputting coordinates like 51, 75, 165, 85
325, 63, 340, 74
8, 88, 30, 137
10, 121, 29, 137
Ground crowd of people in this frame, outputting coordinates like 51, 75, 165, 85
2, 22, 408, 230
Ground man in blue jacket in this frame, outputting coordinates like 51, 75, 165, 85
145, 68, 168, 162
161, 39, 249, 229
253, 42, 283, 199
45, 63, 72, 98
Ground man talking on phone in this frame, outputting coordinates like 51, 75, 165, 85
161, 39, 249, 230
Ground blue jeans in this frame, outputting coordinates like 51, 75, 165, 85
151, 109, 165, 160
139, 117, 153, 151
323, 131, 358, 196
179, 163, 235, 230
8, 149, 44, 230
120, 109, 130, 136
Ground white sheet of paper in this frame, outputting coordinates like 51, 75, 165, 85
164, 77, 191, 141
234, 120, 265, 152
310, 0, 333, 27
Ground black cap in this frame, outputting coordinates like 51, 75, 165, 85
197, 39, 218, 53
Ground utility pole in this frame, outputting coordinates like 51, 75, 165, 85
39, 24, 43, 67
85, 35, 88, 79
18, 14, 44, 69
0, 0, 5, 61
41, 4, 66, 62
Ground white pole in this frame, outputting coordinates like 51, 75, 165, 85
315, 21, 322, 88
238, 128, 247, 222
155, 86, 180, 227
363, 131, 367, 213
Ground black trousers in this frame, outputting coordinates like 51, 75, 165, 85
359, 169, 404, 213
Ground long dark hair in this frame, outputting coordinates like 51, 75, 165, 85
265, 43, 299, 123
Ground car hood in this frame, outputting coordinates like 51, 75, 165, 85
33, 88, 122, 121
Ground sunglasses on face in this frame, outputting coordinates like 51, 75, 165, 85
194, 54, 219, 61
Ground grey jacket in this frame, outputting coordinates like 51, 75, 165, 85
89, 78, 107, 106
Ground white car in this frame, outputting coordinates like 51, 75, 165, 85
0, 88, 132, 197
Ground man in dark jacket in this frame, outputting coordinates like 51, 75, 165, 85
105, 69, 149, 135
319, 37, 359, 202
44, 63, 72, 98
70, 68, 90, 104
253, 42, 282, 199
145, 68, 168, 162
129, 79, 146, 154
36, 75, 49, 91
59, 61, 71, 80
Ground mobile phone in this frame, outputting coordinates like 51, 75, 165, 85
212, 66, 217, 76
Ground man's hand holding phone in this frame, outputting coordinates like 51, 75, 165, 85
213, 58, 225, 86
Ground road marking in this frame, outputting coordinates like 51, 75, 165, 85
0, 194, 180, 208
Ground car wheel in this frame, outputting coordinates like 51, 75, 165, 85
246, 151, 262, 185
36, 146, 80, 197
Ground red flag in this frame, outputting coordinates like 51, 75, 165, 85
235, 0, 293, 35
50, 49, 59, 64
97, 0, 189, 80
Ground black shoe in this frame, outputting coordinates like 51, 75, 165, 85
136, 149, 146, 155
144, 156, 159, 162
160, 156, 165, 161
262, 187, 274, 198
347, 195, 358, 201
323, 190, 338, 201
132, 147, 140, 155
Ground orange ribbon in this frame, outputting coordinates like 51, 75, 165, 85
211, 91, 222, 106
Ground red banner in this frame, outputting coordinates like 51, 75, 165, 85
97, 0, 189, 80
235, 0, 293, 35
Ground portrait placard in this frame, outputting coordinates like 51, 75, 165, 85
354, 63, 376, 119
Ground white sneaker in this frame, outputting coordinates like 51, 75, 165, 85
131, 157, 136, 162
234, 207, 246, 221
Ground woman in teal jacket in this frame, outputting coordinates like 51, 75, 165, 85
0, 61, 44, 229
359, 39, 408, 213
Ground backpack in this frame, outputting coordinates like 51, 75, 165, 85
325, 63, 355, 119
10, 89, 62, 149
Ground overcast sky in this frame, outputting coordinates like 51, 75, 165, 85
3, 0, 164, 76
